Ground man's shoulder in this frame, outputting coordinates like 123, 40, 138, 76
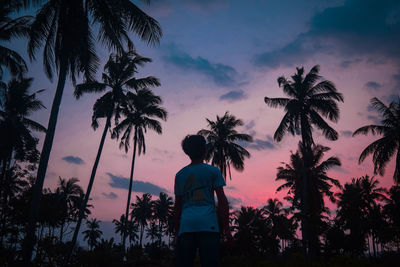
202, 163, 221, 173
176, 163, 220, 176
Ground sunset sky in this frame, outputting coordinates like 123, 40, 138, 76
8, 0, 400, 225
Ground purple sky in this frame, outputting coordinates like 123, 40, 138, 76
6, 0, 400, 221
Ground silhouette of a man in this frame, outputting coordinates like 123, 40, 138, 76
174, 135, 233, 267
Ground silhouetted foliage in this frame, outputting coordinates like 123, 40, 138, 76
198, 112, 253, 181
353, 96, 400, 183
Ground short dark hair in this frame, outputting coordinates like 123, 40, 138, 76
181, 135, 206, 160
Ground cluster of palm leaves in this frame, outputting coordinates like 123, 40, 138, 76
265, 65, 400, 257
326, 175, 399, 257
70, 48, 167, 256
231, 199, 297, 256
113, 192, 174, 249
1, 0, 165, 262
0, 173, 91, 265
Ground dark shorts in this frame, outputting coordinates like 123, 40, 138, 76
176, 231, 220, 267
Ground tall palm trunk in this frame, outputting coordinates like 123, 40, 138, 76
66, 115, 111, 262
59, 219, 65, 242
24, 61, 68, 263
300, 115, 310, 257
122, 130, 137, 251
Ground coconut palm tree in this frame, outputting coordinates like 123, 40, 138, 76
0, 0, 31, 78
353, 96, 400, 184
153, 192, 173, 245
70, 49, 160, 252
265, 65, 343, 255
131, 193, 153, 247
336, 175, 385, 256
384, 185, 400, 250
82, 218, 103, 251
264, 65, 343, 148
113, 214, 138, 247
55, 176, 84, 242
198, 112, 252, 181
113, 214, 127, 244
0, 77, 46, 177
113, 89, 167, 249
276, 142, 341, 255
146, 221, 160, 244
25, 0, 162, 260
233, 206, 278, 255
263, 198, 285, 241
0, 164, 29, 244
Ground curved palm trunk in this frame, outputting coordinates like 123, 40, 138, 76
24, 62, 68, 263
65, 115, 111, 264
122, 130, 137, 251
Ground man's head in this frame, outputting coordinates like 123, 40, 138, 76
181, 135, 206, 160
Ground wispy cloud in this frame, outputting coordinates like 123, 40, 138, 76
102, 192, 118, 199
364, 81, 382, 92
107, 173, 168, 196
253, 0, 400, 68
340, 58, 362, 68
242, 135, 276, 151
227, 195, 242, 208
163, 44, 241, 87
62, 156, 85, 165
340, 130, 353, 137
219, 90, 247, 102
244, 120, 256, 131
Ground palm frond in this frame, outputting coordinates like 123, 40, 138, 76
74, 82, 107, 99
264, 97, 290, 108
124, 76, 160, 90
352, 124, 387, 136
309, 110, 338, 141
118, 0, 162, 46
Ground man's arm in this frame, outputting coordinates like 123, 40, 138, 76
174, 195, 182, 236
215, 186, 234, 243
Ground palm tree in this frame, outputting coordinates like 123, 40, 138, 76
153, 192, 173, 245
384, 185, 400, 250
233, 206, 278, 255
0, 164, 29, 244
82, 218, 103, 251
336, 175, 385, 256
353, 96, 400, 184
113, 214, 138, 247
70, 49, 160, 252
265, 65, 343, 255
264, 65, 343, 147
0, 77, 46, 177
198, 112, 252, 181
55, 176, 84, 242
113, 214, 127, 245
358, 175, 386, 256
263, 198, 284, 241
146, 221, 160, 244
276, 142, 341, 255
131, 193, 153, 247
113, 88, 167, 249
0, 0, 31, 78
25, 0, 162, 260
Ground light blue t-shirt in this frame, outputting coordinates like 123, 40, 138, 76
174, 163, 226, 236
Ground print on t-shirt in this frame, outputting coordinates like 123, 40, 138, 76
183, 173, 206, 203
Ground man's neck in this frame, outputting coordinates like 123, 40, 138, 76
190, 159, 203, 165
